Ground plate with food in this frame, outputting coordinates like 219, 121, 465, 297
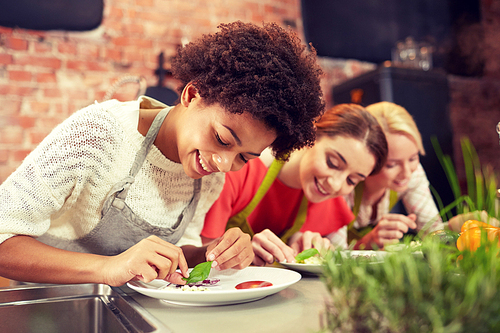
280, 249, 391, 274
339, 250, 388, 262
127, 266, 301, 306
279, 248, 326, 275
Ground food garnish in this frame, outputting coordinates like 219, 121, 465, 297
182, 261, 212, 284
295, 248, 320, 263
235, 281, 273, 289
163, 278, 220, 291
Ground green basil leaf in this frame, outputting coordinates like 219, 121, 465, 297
182, 261, 212, 284
295, 248, 319, 262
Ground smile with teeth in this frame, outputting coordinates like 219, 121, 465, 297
315, 178, 329, 195
199, 154, 213, 173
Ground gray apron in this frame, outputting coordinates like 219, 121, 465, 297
38, 107, 201, 256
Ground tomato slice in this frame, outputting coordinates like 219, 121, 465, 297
235, 281, 273, 290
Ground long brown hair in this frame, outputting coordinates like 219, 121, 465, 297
315, 104, 388, 175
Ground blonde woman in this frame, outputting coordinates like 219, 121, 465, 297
332, 101, 443, 250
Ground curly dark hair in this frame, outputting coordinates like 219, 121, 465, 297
171, 21, 325, 160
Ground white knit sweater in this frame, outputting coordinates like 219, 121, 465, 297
0, 97, 225, 248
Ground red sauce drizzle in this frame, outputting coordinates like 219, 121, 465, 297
235, 280, 273, 290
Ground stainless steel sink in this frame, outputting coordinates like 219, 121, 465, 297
0, 283, 172, 333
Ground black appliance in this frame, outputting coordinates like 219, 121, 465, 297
0, 0, 103, 31
301, 0, 482, 75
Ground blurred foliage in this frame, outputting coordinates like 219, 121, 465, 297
319, 137, 500, 333
319, 237, 500, 333
431, 136, 498, 222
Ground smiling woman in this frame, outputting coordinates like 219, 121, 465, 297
201, 104, 388, 266
0, 21, 325, 287
335, 101, 444, 251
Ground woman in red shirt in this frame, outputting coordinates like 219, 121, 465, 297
202, 104, 388, 265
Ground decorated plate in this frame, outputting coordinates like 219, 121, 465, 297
127, 266, 301, 306
278, 262, 324, 275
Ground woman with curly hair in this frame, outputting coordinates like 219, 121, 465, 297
0, 21, 324, 286
201, 104, 388, 265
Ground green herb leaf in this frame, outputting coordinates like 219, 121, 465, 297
295, 248, 319, 262
182, 261, 212, 284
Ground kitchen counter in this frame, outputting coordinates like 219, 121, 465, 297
122, 275, 329, 333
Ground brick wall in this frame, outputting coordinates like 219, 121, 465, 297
2, 0, 500, 189
0, 0, 309, 182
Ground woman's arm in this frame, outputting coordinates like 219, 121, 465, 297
0, 235, 189, 286
402, 164, 443, 232
354, 213, 417, 250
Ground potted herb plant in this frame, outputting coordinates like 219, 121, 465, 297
318, 137, 500, 333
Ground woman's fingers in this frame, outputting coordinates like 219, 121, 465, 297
252, 252, 268, 266
252, 229, 295, 264
211, 237, 254, 270
206, 228, 253, 270
382, 213, 417, 230
290, 231, 330, 254
145, 236, 188, 277
103, 235, 189, 286
164, 272, 187, 285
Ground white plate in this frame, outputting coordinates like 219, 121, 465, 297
127, 266, 301, 306
279, 262, 324, 275
280, 251, 386, 274
340, 250, 388, 262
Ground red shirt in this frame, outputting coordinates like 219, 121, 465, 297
202, 158, 354, 239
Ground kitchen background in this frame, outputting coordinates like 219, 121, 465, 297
1, 0, 500, 195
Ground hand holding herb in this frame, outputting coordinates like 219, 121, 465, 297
295, 248, 319, 262
182, 261, 212, 284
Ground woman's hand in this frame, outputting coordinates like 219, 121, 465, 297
448, 210, 500, 233
102, 235, 189, 287
205, 228, 254, 270
251, 229, 296, 266
288, 231, 331, 254
356, 213, 417, 250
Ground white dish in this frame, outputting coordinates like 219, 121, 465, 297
127, 266, 301, 306
340, 250, 388, 262
280, 250, 386, 274
279, 262, 324, 275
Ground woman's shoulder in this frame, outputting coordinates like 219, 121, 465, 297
31, 100, 141, 170
62, 100, 133, 129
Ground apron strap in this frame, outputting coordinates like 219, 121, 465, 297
129, 107, 170, 177
225, 158, 309, 243
115, 107, 171, 200
347, 183, 400, 243
279, 195, 308, 243
239, 159, 285, 216
389, 189, 399, 210
225, 159, 284, 236
352, 181, 364, 218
